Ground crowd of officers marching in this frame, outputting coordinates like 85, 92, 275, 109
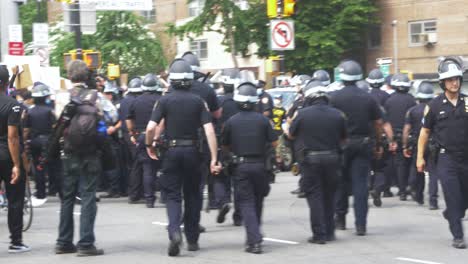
0, 52, 467, 257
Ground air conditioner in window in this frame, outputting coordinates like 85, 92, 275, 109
427, 32, 437, 44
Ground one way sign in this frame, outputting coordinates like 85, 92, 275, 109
270, 20, 295, 51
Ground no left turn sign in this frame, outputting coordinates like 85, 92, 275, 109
270, 20, 295, 51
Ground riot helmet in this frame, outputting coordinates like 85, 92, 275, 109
234, 82, 258, 110
312, 70, 331, 86
337, 60, 363, 82
128, 77, 143, 93
182, 51, 201, 72
390, 73, 411, 93
142, 74, 163, 92
221, 68, 240, 94
356, 80, 370, 93
415, 81, 435, 101
366, 69, 385, 89
31, 82, 51, 97
438, 57, 464, 90
303, 79, 329, 105
168, 59, 194, 90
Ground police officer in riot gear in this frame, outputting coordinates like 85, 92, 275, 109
182, 51, 221, 220
215, 68, 242, 225
402, 81, 436, 206
119, 77, 143, 199
331, 60, 383, 235
312, 70, 331, 86
146, 59, 220, 256
126, 74, 163, 208
288, 80, 347, 244
366, 69, 390, 106
24, 83, 58, 202
222, 82, 278, 254
417, 58, 468, 249
384, 73, 416, 201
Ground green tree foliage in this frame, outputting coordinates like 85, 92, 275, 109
19, 0, 48, 45
167, 0, 377, 74
49, 11, 167, 77
286, 0, 378, 73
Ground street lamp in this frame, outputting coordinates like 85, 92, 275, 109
392, 20, 398, 74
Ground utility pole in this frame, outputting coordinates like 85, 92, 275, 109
70, 1, 82, 60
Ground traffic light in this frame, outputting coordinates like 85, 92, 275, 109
283, 0, 295, 17
83, 52, 101, 69
267, 0, 278, 18
63, 53, 76, 67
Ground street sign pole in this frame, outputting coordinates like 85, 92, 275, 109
71, 1, 83, 60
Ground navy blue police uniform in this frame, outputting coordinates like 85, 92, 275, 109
127, 91, 161, 205
150, 89, 212, 246
24, 103, 57, 198
222, 109, 277, 250
289, 98, 347, 243
384, 91, 416, 199
422, 94, 468, 241
331, 83, 382, 232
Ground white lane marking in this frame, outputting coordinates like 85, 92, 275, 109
152, 221, 300, 245
152, 221, 168, 226
263, 237, 299, 245
56, 211, 81, 216
395, 257, 443, 264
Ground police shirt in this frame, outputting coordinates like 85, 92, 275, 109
256, 91, 273, 118
24, 104, 56, 138
218, 93, 239, 125
422, 93, 468, 153
191, 80, 220, 113
287, 96, 304, 119
118, 93, 139, 133
150, 89, 211, 140
0, 94, 21, 160
370, 88, 390, 106
289, 104, 347, 151
404, 103, 426, 138
222, 111, 277, 157
384, 92, 416, 132
330, 85, 382, 137
128, 92, 161, 133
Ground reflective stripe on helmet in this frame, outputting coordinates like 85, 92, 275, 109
366, 77, 385, 84
415, 92, 435, 99
339, 73, 363, 81
190, 65, 200, 72
128, 87, 143, 93
390, 80, 411, 87
233, 93, 259, 103
169, 72, 194, 80
304, 86, 328, 98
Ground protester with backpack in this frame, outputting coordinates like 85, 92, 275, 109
53, 60, 107, 256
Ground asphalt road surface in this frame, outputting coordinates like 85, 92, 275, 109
1, 172, 467, 264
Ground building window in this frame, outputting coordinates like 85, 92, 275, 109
408, 19, 437, 46
367, 25, 381, 49
234, 0, 249, 10
190, 40, 208, 60
189, 0, 205, 17
141, 5, 156, 23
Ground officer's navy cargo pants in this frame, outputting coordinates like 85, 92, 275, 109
301, 153, 339, 240
335, 141, 371, 228
233, 162, 270, 245
160, 146, 202, 243
437, 152, 468, 239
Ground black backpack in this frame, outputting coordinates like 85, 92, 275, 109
64, 89, 100, 154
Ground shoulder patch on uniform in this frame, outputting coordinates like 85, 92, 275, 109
12, 105, 21, 113
262, 97, 269, 104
